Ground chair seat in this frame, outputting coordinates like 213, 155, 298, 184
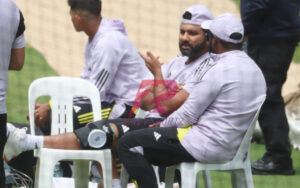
34, 148, 111, 161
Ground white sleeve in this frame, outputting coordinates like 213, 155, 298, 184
161, 57, 178, 79
12, 34, 26, 49
161, 72, 221, 128
161, 63, 169, 79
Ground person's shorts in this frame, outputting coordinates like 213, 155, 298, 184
73, 101, 134, 130
42, 101, 134, 134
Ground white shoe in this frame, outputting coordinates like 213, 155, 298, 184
159, 182, 165, 188
4, 124, 27, 162
127, 183, 136, 188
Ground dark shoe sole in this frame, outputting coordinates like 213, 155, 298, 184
252, 168, 295, 175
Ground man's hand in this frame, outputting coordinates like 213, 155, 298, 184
27, 103, 51, 128
169, 83, 185, 96
149, 121, 161, 128
139, 51, 162, 76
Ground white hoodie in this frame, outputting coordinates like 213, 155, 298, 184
78, 18, 148, 117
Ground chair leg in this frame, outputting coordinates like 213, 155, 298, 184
180, 166, 196, 188
164, 166, 176, 188
202, 170, 212, 188
120, 166, 130, 188
74, 161, 90, 188
152, 165, 160, 185
244, 165, 254, 188
230, 170, 246, 188
97, 151, 112, 188
34, 157, 56, 188
34, 158, 41, 188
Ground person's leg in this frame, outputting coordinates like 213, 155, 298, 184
248, 37, 297, 174
73, 118, 162, 178
0, 114, 7, 187
111, 117, 163, 138
6, 122, 43, 180
117, 127, 195, 188
43, 133, 80, 149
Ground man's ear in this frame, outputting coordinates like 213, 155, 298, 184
74, 13, 82, 23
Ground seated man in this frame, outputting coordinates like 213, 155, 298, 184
32, 0, 149, 134
116, 13, 266, 188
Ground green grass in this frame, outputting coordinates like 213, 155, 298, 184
232, 0, 241, 7
6, 45, 58, 124
197, 144, 300, 188
293, 46, 300, 63
232, 0, 300, 63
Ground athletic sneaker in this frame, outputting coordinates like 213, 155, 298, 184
127, 183, 136, 188
4, 123, 28, 162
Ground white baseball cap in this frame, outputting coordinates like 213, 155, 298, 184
201, 13, 244, 44
181, 4, 213, 26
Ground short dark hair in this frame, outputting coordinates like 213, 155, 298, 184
68, 0, 102, 16
219, 39, 243, 51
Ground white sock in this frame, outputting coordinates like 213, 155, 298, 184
112, 179, 121, 188
20, 134, 44, 151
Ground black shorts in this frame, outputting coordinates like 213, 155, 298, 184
74, 117, 163, 150
73, 102, 111, 129
42, 101, 134, 135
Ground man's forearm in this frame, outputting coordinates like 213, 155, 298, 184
9, 48, 25, 70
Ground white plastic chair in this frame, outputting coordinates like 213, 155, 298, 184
28, 77, 112, 188
164, 97, 266, 188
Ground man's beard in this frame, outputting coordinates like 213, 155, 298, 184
179, 40, 206, 59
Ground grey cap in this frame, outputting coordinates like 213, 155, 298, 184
181, 4, 213, 26
201, 13, 244, 44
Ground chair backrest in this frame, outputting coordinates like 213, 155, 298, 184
28, 77, 101, 136
232, 96, 266, 162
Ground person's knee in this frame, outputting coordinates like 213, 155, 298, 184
74, 119, 115, 149
88, 120, 115, 148
116, 134, 130, 158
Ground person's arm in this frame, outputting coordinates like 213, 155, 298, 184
140, 51, 189, 116
139, 85, 156, 111
140, 55, 168, 111
161, 72, 221, 128
85, 38, 123, 99
9, 10, 26, 70
240, 0, 271, 35
9, 47, 25, 70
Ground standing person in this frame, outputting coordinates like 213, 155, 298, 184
241, 0, 300, 175
33, 0, 149, 133
116, 13, 266, 188
0, 0, 26, 186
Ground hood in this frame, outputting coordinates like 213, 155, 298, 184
100, 18, 128, 35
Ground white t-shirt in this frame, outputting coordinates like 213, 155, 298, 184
0, 0, 26, 114
146, 52, 211, 118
